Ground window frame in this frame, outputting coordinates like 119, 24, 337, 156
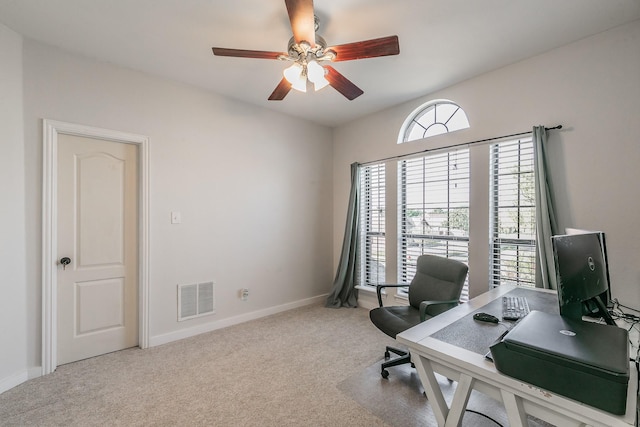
398, 99, 470, 144
489, 136, 537, 288
358, 163, 386, 288
397, 149, 470, 300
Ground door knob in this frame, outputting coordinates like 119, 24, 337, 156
60, 257, 71, 270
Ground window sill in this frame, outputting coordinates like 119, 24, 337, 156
355, 285, 380, 294
394, 293, 409, 303
356, 285, 409, 301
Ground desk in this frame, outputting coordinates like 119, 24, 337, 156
396, 285, 638, 427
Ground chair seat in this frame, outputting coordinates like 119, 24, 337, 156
370, 305, 429, 338
368, 254, 468, 379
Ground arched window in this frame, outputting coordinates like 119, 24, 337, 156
398, 99, 470, 144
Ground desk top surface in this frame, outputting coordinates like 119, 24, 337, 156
430, 286, 558, 356
396, 284, 638, 426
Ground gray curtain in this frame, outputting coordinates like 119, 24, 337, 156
533, 126, 558, 290
326, 163, 360, 308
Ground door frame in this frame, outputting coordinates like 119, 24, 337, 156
42, 119, 150, 375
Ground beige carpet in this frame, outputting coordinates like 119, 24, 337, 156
0, 303, 551, 426
339, 358, 555, 427
1, 303, 398, 426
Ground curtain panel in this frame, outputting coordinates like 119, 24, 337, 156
533, 126, 559, 290
326, 163, 360, 308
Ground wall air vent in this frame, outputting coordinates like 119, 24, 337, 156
178, 281, 215, 321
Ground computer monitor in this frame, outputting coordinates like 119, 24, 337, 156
565, 229, 612, 316
552, 231, 615, 325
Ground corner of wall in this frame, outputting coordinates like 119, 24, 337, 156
0, 23, 29, 394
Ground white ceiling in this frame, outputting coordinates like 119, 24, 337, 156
1, 0, 639, 127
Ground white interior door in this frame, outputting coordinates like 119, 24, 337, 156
56, 133, 138, 365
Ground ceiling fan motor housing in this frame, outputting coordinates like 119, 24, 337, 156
284, 35, 335, 63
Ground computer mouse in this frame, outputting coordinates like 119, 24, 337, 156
473, 312, 499, 323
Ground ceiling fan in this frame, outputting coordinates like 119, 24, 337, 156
212, 0, 400, 101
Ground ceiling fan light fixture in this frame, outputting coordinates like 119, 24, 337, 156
283, 63, 306, 92
306, 60, 324, 82
283, 63, 307, 92
283, 62, 302, 83
292, 75, 307, 92
307, 60, 329, 91
313, 78, 329, 91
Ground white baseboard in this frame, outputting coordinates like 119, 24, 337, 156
0, 370, 28, 395
29, 366, 42, 380
0, 367, 43, 395
149, 294, 328, 347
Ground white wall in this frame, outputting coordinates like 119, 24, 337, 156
4, 16, 639, 394
0, 24, 29, 392
333, 20, 640, 308
18, 39, 333, 370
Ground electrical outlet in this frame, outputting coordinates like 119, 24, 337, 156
240, 288, 249, 301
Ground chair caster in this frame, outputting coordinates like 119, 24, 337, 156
381, 369, 389, 379
384, 351, 390, 359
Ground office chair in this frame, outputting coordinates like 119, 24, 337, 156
369, 254, 469, 378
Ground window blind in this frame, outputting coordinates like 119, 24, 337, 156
359, 163, 386, 286
398, 149, 470, 301
489, 137, 536, 288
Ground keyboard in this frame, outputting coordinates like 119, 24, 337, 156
502, 296, 530, 320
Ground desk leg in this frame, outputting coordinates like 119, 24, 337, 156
445, 373, 475, 427
500, 389, 527, 427
413, 355, 449, 427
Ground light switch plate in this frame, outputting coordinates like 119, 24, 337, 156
171, 211, 181, 224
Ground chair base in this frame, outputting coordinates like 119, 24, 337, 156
380, 346, 414, 378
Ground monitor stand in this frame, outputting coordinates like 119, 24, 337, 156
562, 295, 616, 326
592, 295, 616, 326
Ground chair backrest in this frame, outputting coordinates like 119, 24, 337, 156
408, 254, 469, 315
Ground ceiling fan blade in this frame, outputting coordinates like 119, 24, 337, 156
212, 47, 283, 60
285, 0, 316, 47
328, 35, 400, 62
268, 78, 292, 101
324, 65, 363, 101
